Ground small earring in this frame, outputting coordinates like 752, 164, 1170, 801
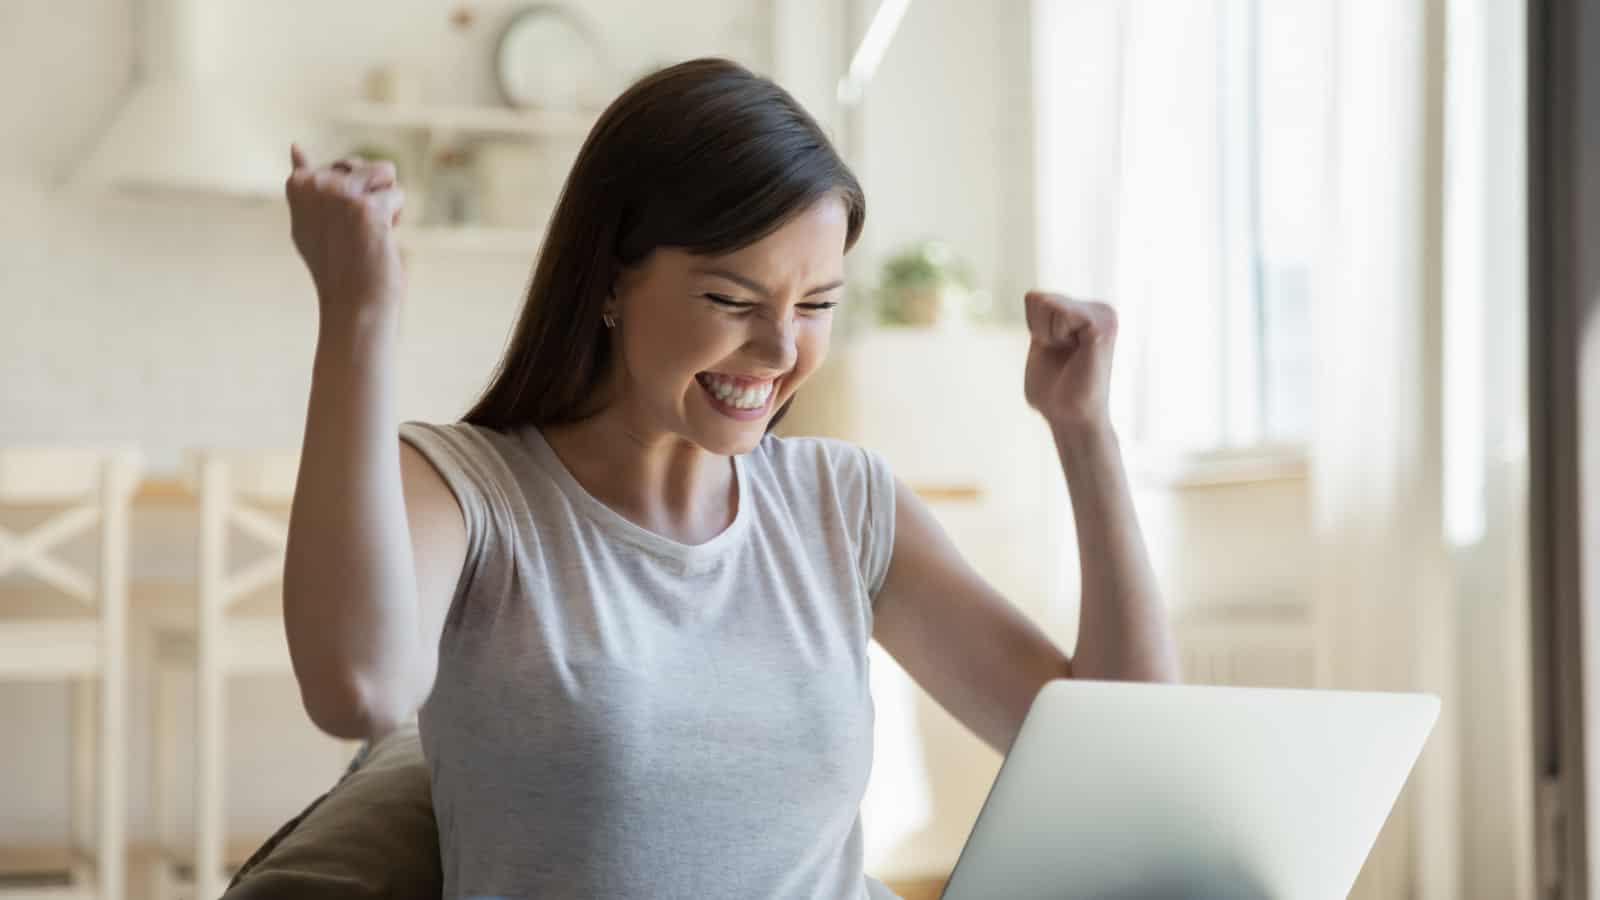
602, 311, 618, 329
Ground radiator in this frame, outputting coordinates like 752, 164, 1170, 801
1175, 618, 1318, 689
1174, 616, 1414, 900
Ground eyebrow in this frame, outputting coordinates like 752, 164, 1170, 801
692, 266, 845, 299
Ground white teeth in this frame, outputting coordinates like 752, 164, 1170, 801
701, 374, 773, 410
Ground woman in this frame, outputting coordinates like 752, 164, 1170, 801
282, 58, 1178, 900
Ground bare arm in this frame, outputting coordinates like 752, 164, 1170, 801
281, 145, 465, 740
1023, 292, 1177, 682
873, 423, 1178, 755
1053, 421, 1178, 682
873, 292, 1179, 755
874, 479, 1072, 755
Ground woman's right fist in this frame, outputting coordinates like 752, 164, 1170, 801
286, 143, 407, 316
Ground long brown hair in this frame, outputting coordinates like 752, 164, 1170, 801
462, 58, 866, 432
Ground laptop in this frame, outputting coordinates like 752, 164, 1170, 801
938, 679, 1439, 900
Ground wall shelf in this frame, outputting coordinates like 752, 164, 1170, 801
331, 105, 575, 257
395, 225, 545, 256
1131, 443, 1309, 489
336, 102, 595, 140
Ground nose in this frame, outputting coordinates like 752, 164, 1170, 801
746, 308, 798, 374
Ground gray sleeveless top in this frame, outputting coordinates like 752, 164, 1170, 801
398, 421, 902, 900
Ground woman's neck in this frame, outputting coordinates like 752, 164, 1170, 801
540, 409, 738, 545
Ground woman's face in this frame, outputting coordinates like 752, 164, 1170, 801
606, 196, 849, 456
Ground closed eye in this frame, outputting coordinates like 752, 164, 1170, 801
703, 294, 839, 314
704, 293, 756, 310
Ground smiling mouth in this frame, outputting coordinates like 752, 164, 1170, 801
696, 372, 777, 414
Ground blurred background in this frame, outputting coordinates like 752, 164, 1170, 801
0, 0, 1564, 898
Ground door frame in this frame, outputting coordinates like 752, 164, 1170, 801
1527, 0, 1597, 896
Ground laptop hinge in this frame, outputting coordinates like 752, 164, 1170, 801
1538, 773, 1566, 895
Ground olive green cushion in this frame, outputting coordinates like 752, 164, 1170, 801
221, 723, 442, 900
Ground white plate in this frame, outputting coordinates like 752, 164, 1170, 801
495, 5, 604, 112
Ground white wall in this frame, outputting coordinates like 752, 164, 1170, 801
853, 0, 1035, 323
1, 0, 777, 473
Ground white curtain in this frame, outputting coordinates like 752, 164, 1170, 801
1309, 1, 1455, 897
1034, 1, 1480, 897
1108, 1, 1230, 450
1033, 0, 1230, 452
1441, 0, 1534, 896
1034, 0, 1322, 454
1309, 2, 1535, 898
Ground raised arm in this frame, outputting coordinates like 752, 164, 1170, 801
280, 145, 466, 740
1020, 292, 1177, 683
874, 291, 1178, 755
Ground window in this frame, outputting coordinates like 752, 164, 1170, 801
1034, 0, 1331, 454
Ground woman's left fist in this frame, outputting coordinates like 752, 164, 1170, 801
1022, 291, 1118, 431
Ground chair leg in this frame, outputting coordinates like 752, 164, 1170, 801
69, 678, 96, 883
150, 651, 177, 900
194, 653, 224, 900
99, 650, 126, 900
98, 450, 132, 900
196, 458, 227, 900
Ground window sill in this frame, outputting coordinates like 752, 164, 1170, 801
1131, 443, 1309, 489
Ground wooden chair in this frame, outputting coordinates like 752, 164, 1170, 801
146, 450, 355, 900
0, 446, 140, 900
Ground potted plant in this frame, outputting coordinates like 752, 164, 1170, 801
875, 240, 976, 328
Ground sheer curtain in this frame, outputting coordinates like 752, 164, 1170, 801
1311, 2, 1532, 897
1033, 0, 1230, 453
1031, 0, 1241, 650
1033, 1, 1484, 897
1034, 0, 1329, 456
1442, 0, 1534, 895
1308, 2, 1453, 896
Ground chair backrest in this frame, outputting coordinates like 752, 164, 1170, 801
0, 445, 141, 614
183, 449, 299, 505
185, 449, 299, 615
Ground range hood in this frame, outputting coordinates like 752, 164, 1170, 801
70, 0, 290, 201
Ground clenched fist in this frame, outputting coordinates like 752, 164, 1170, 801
1023, 291, 1119, 432
285, 144, 407, 317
